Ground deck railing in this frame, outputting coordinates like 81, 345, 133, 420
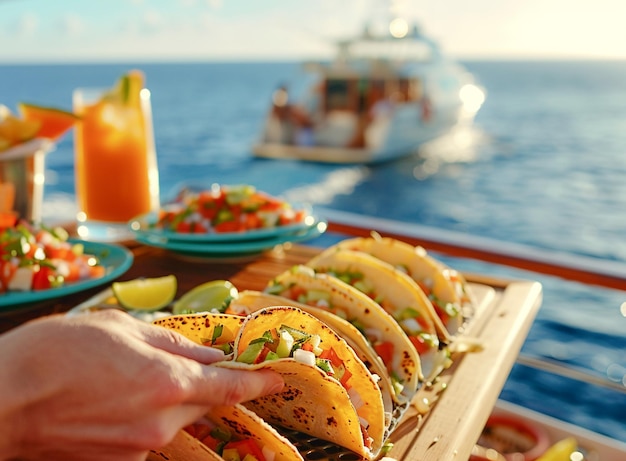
321, 208, 626, 291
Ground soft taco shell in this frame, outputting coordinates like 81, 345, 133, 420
218, 306, 386, 459
203, 403, 305, 461
152, 312, 244, 351
229, 290, 396, 428
307, 249, 448, 379
260, 267, 422, 403
327, 236, 475, 335
147, 429, 221, 461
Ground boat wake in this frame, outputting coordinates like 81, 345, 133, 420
282, 166, 370, 205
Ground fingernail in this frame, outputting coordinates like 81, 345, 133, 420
268, 379, 285, 395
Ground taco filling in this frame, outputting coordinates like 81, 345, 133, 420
394, 265, 462, 328
264, 282, 405, 396
185, 421, 273, 461
320, 267, 438, 356
237, 324, 353, 390
199, 323, 235, 355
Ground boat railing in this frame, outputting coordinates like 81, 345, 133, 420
319, 207, 626, 291
318, 207, 626, 394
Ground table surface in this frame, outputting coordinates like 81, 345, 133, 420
0, 242, 543, 460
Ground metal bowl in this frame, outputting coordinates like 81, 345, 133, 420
0, 138, 53, 223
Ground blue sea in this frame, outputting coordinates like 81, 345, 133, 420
1, 61, 625, 443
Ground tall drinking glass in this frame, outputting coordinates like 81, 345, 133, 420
73, 82, 160, 241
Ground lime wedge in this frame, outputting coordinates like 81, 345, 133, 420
103, 69, 144, 107
172, 280, 238, 314
112, 275, 177, 311
535, 437, 578, 461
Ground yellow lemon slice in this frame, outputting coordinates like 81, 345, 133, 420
112, 275, 177, 311
172, 280, 238, 314
535, 437, 579, 461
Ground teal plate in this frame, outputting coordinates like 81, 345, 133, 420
0, 240, 134, 310
135, 219, 327, 256
128, 211, 319, 243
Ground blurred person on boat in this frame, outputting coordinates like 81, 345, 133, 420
265, 84, 314, 146
0, 309, 284, 461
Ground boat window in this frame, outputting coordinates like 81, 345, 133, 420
325, 79, 357, 112
399, 78, 416, 102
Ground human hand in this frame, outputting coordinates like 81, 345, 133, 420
0, 309, 284, 461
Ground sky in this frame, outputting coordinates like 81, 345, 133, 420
1, 0, 625, 63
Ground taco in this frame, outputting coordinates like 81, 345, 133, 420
186, 403, 305, 461
306, 249, 451, 380
148, 403, 304, 461
152, 312, 245, 355
324, 236, 475, 336
227, 289, 397, 434
217, 306, 387, 460
255, 266, 422, 404
147, 429, 221, 461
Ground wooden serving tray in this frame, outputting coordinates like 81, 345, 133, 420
229, 246, 542, 460
0, 243, 543, 460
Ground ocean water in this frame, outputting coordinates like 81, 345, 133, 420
1, 61, 625, 443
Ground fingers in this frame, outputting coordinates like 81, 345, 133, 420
185, 368, 284, 406
142, 326, 226, 364
95, 310, 227, 364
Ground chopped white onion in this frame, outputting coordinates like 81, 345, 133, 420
293, 348, 316, 367
294, 265, 315, 277
262, 446, 276, 461
347, 387, 365, 410
315, 298, 330, 308
364, 328, 383, 343
400, 317, 422, 335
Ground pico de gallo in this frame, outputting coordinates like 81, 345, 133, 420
236, 324, 354, 390
392, 263, 463, 329
0, 221, 106, 293
317, 267, 439, 356
184, 422, 271, 461
153, 184, 308, 234
236, 323, 373, 450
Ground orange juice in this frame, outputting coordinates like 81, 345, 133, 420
74, 71, 159, 225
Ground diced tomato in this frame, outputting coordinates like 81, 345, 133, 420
45, 245, 74, 261
200, 434, 223, 452
433, 304, 450, 326
214, 220, 242, 233
361, 426, 373, 449
259, 197, 283, 212
183, 422, 212, 440
244, 213, 262, 230
409, 335, 431, 356
285, 285, 307, 301
339, 367, 352, 389
301, 341, 314, 352
176, 221, 192, 233
319, 347, 343, 368
373, 341, 394, 370
88, 263, 106, 280
254, 345, 272, 364
223, 439, 266, 461
32, 265, 54, 290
